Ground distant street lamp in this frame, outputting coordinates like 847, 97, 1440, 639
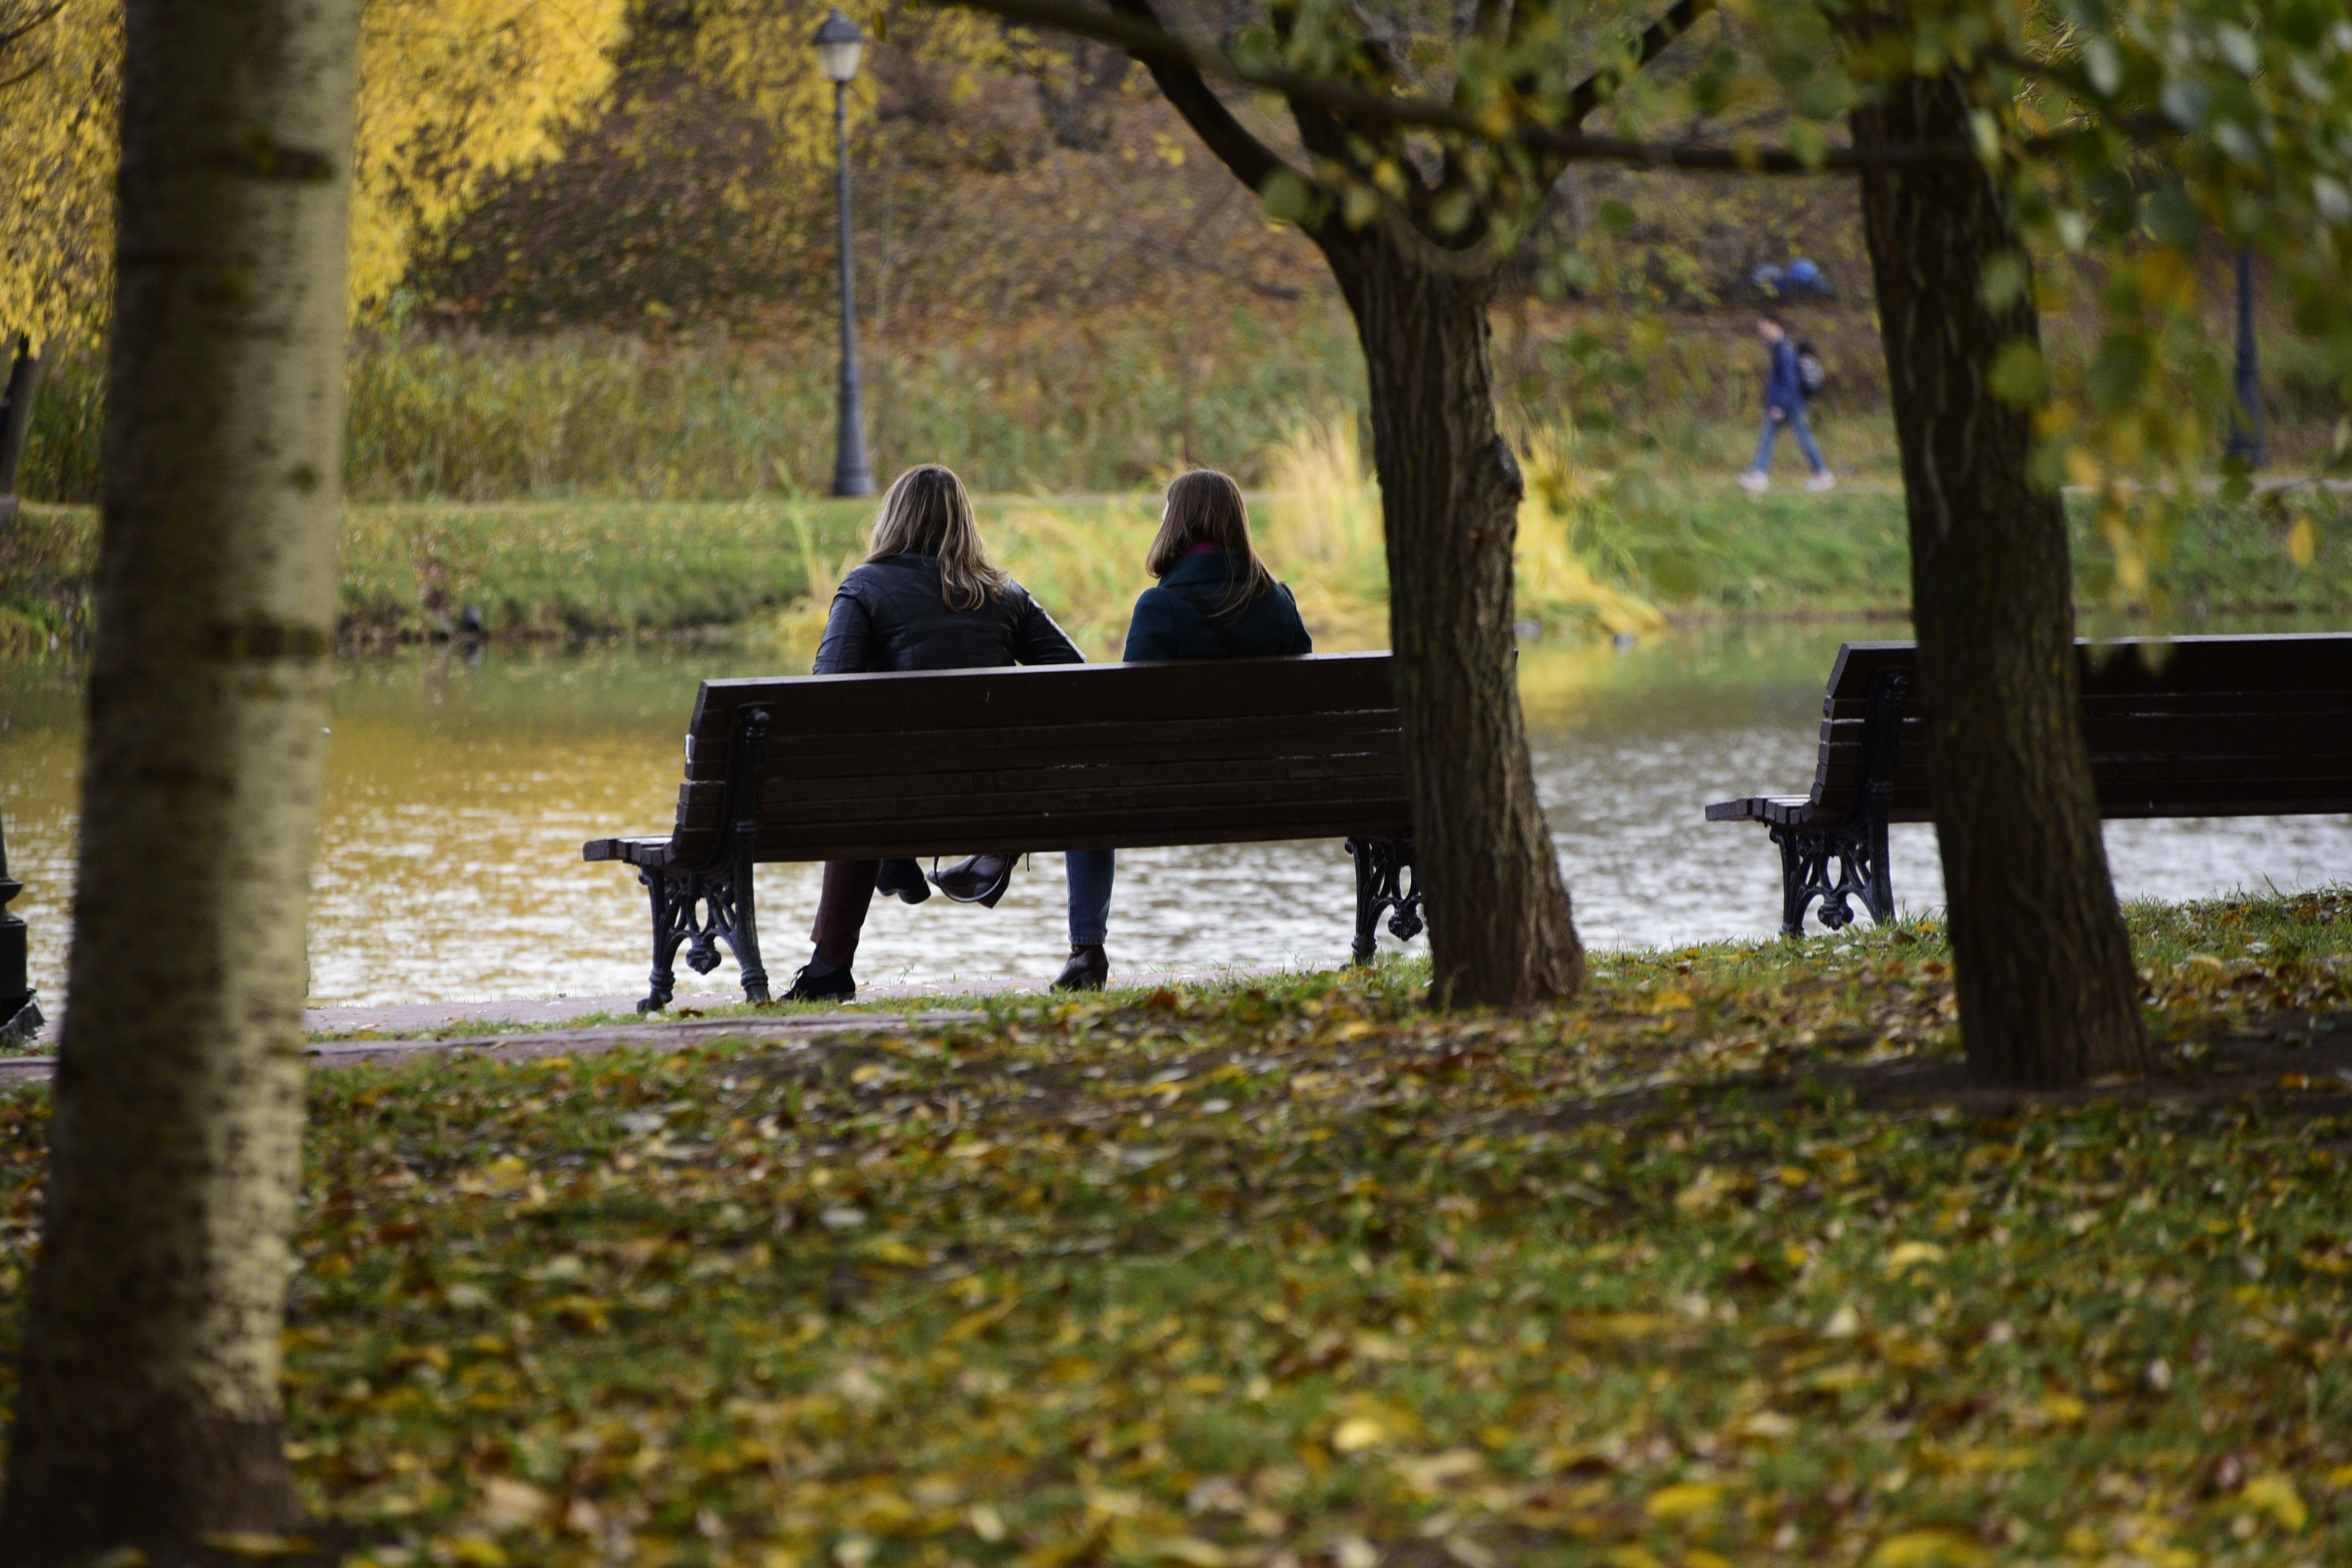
2227, 243, 2267, 469
0, 810, 39, 1047
815, 7, 874, 498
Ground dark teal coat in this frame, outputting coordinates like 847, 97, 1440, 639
1121, 550, 1313, 662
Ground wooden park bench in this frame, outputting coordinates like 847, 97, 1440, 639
1706, 633, 2352, 936
584, 652, 1424, 1010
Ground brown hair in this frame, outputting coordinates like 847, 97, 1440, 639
865, 464, 1006, 611
1144, 469, 1277, 618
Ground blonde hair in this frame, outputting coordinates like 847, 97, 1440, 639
865, 464, 1006, 611
1144, 469, 1277, 618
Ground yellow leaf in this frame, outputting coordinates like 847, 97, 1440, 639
2242, 1473, 2308, 1530
1881, 1241, 1947, 1273
1684, 1552, 1736, 1568
1148, 1540, 1232, 1567
1649, 989, 1695, 1013
2289, 513, 2317, 568
2324, 1463, 2352, 1490
1867, 1530, 1988, 1567
860, 1236, 927, 1266
1332, 1416, 1389, 1454
2035, 1393, 2087, 1426
477, 1476, 549, 1529
1643, 1481, 1723, 1522
1603, 1548, 1665, 1568
444, 1538, 509, 1568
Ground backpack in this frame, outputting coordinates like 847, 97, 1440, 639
1796, 342, 1828, 397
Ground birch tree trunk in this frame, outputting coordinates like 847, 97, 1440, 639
0, 0, 361, 1552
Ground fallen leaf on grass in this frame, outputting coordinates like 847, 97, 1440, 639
1867, 1530, 1987, 1567
476, 1475, 550, 1529
1642, 1481, 1723, 1521
2241, 1473, 2308, 1530
1881, 1240, 1946, 1273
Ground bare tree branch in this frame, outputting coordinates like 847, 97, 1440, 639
1099, 0, 1314, 209
933, 0, 1985, 172
1562, 0, 1716, 125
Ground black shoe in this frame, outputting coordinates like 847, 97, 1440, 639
876, 858, 931, 905
1052, 944, 1108, 991
783, 962, 855, 1002
931, 853, 1015, 908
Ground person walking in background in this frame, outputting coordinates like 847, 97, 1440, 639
1740, 313, 1835, 494
1057, 470, 1315, 989
785, 463, 1098, 1001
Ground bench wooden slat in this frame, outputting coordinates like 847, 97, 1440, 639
761, 775, 1412, 831
683, 654, 1398, 744
680, 709, 1404, 778
755, 803, 1414, 862
738, 720, 1404, 785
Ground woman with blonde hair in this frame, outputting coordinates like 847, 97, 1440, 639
785, 463, 1110, 1000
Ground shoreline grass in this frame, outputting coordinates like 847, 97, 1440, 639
0, 890, 2345, 1562
4, 466, 2344, 661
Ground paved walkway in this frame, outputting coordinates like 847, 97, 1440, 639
0, 963, 1300, 1086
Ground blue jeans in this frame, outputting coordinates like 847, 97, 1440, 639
1066, 850, 1114, 946
1751, 409, 1826, 475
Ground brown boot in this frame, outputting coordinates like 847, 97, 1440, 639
1052, 944, 1108, 991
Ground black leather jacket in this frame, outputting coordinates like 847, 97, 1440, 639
813, 553, 1083, 674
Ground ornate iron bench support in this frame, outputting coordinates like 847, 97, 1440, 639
639, 707, 771, 1012
1768, 815, 1891, 938
1345, 836, 1423, 964
1772, 666, 1909, 939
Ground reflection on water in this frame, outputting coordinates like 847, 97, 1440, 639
4, 620, 2348, 1008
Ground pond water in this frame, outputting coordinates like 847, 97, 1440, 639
4, 620, 2349, 1009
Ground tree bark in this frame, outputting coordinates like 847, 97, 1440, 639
1849, 76, 2149, 1087
0, 0, 360, 1555
1320, 225, 1585, 1007
0, 337, 44, 517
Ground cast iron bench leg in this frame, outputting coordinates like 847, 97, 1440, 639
1767, 813, 1895, 939
639, 868, 687, 1013
635, 856, 768, 1010
635, 706, 774, 1012
1763, 666, 1907, 939
1345, 836, 1424, 964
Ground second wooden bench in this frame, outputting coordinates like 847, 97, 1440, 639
1706, 633, 2352, 935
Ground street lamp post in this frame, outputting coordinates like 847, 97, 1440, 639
814, 8, 874, 497
2227, 243, 2267, 469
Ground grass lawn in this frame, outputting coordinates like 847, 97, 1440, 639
5, 484, 2345, 659
1, 893, 2346, 1564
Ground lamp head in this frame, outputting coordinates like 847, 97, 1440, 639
813, 8, 864, 82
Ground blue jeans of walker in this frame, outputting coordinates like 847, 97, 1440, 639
1066, 850, 1115, 946
1751, 409, 1826, 475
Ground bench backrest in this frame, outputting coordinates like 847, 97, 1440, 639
1817, 633, 2352, 823
654, 652, 1412, 864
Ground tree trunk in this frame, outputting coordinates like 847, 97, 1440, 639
0, 338, 44, 518
1849, 77, 2149, 1087
0, 0, 361, 1555
1321, 225, 1585, 1007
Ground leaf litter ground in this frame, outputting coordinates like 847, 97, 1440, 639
3, 890, 2351, 1567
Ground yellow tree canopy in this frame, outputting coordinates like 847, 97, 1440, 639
0, 0, 628, 343
693, 0, 1054, 198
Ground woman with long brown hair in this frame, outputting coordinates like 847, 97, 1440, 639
784, 463, 1102, 1000
1047, 470, 1313, 990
